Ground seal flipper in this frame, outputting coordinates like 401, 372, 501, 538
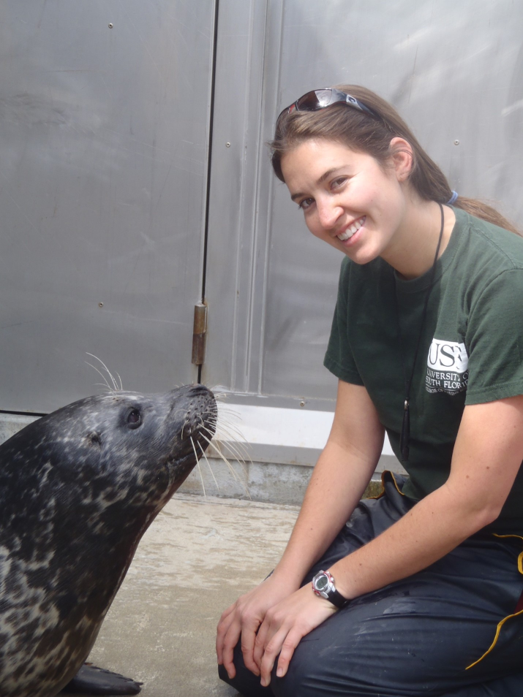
62, 664, 142, 695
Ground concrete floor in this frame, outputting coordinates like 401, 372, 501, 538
63, 494, 300, 697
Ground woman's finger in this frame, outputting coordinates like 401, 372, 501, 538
216, 602, 237, 663
240, 615, 264, 675
252, 614, 270, 669
274, 626, 306, 679
217, 614, 242, 679
259, 623, 294, 687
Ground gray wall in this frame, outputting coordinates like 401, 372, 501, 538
1, 0, 522, 417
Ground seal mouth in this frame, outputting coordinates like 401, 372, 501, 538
176, 427, 214, 466
165, 434, 209, 490
170, 448, 198, 468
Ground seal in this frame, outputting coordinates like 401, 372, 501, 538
0, 383, 217, 697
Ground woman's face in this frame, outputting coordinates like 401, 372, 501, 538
280, 138, 410, 266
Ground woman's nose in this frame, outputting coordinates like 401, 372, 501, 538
317, 199, 342, 229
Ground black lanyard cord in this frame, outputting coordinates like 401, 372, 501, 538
397, 203, 445, 461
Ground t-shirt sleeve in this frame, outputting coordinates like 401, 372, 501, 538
466, 268, 523, 404
323, 259, 364, 386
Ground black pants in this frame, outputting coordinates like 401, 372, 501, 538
219, 473, 523, 696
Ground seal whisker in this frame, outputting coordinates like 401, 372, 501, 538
214, 401, 242, 418
85, 353, 123, 392
213, 441, 252, 495
213, 410, 248, 446
214, 441, 252, 499
212, 424, 251, 464
197, 442, 221, 493
217, 439, 251, 469
200, 435, 239, 480
190, 435, 206, 497
204, 415, 219, 430
92, 381, 115, 392
114, 371, 124, 391
201, 424, 218, 441
215, 407, 243, 427
86, 354, 118, 391
201, 435, 251, 499
216, 421, 248, 444
206, 407, 252, 480
203, 403, 253, 498
213, 423, 250, 455
85, 363, 115, 392
211, 409, 245, 440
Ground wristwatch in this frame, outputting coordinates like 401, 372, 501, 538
311, 570, 349, 609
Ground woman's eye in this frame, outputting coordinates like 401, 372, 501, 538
127, 408, 142, 429
331, 177, 346, 190
298, 198, 314, 210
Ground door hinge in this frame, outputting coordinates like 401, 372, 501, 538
191, 301, 208, 366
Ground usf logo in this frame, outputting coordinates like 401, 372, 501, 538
426, 339, 468, 395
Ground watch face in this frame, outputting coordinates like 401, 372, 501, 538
316, 575, 329, 591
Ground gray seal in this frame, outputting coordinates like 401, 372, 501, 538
0, 384, 216, 697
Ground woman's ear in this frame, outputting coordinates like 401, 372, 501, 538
389, 137, 414, 182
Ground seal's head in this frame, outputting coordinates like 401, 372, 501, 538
0, 384, 216, 697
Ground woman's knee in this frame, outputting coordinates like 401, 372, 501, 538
218, 642, 273, 697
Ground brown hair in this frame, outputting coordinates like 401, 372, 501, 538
271, 85, 519, 235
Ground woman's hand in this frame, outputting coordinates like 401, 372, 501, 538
253, 583, 338, 687
216, 573, 299, 680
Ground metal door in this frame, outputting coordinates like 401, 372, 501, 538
0, 0, 216, 413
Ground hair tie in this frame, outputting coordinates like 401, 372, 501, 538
447, 191, 458, 205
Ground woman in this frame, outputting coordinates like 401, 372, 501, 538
216, 86, 523, 696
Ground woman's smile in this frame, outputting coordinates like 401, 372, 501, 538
336, 215, 366, 243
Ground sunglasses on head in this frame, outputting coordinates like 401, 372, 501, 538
277, 87, 377, 124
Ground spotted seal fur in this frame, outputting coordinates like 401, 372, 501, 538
0, 384, 216, 697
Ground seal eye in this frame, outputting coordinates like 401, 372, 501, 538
126, 408, 142, 429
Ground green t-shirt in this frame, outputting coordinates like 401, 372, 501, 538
324, 208, 523, 535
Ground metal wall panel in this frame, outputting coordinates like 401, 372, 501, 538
0, 0, 215, 412
204, 0, 523, 409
